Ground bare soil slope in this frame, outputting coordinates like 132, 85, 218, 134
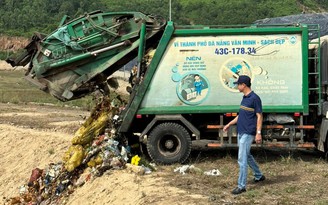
0, 36, 28, 51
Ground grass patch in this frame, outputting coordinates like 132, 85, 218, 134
0, 70, 96, 109
161, 148, 328, 204
48, 148, 55, 155
244, 189, 260, 199
315, 199, 328, 205
284, 185, 298, 193
0, 51, 13, 60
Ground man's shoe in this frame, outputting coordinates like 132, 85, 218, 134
231, 187, 246, 195
254, 175, 266, 183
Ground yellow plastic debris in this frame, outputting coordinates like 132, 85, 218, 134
72, 110, 109, 146
63, 145, 84, 172
63, 96, 122, 172
87, 154, 103, 167
131, 155, 141, 166
87, 160, 96, 168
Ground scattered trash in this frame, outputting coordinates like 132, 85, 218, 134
121, 147, 129, 161
5, 96, 157, 205
174, 165, 201, 175
19, 185, 27, 195
174, 165, 221, 175
149, 163, 157, 171
6, 97, 132, 205
174, 165, 190, 175
75, 168, 92, 187
126, 163, 146, 175
28, 167, 43, 186
204, 169, 222, 176
142, 165, 152, 174
63, 145, 84, 172
131, 155, 141, 166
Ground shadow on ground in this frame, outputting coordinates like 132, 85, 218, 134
186, 147, 327, 164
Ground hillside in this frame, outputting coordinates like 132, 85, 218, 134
0, 0, 327, 37
0, 36, 28, 51
0, 0, 327, 57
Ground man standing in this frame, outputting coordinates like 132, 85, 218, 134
223, 75, 265, 195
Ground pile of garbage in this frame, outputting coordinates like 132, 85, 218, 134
6, 95, 151, 205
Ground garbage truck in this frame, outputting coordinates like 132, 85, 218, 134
6, 10, 328, 164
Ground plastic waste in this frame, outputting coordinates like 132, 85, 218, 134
110, 157, 124, 168
121, 146, 129, 161
173, 165, 202, 175
204, 169, 222, 176
7, 98, 130, 203
72, 110, 109, 145
93, 135, 105, 146
28, 168, 43, 186
87, 154, 103, 167
149, 163, 157, 171
126, 163, 146, 175
19, 185, 28, 195
131, 155, 141, 166
174, 165, 194, 175
63, 145, 84, 172
83, 147, 101, 165
55, 183, 66, 196
142, 165, 152, 174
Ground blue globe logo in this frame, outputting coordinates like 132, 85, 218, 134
289, 36, 297, 44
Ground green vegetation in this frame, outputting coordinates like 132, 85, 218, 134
0, 70, 95, 109
165, 149, 328, 204
0, 0, 327, 37
0, 51, 13, 60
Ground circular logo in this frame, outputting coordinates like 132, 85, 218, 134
219, 58, 253, 92
176, 72, 210, 105
289, 36, 297, 44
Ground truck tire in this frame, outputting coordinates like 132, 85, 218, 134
147, 122, 191, 164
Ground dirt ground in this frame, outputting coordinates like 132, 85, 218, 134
0, 61, 15, 70
1, 101, 328, 205
0, 103, 207, 205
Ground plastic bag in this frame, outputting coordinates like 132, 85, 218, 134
72, 111, 109, 145
63, 145, 84, 172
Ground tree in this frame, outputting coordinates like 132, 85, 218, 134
0, 0, 325, 37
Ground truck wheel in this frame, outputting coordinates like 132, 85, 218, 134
147, 122, 191, 164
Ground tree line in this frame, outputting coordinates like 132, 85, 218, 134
0, 0, 326, 37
